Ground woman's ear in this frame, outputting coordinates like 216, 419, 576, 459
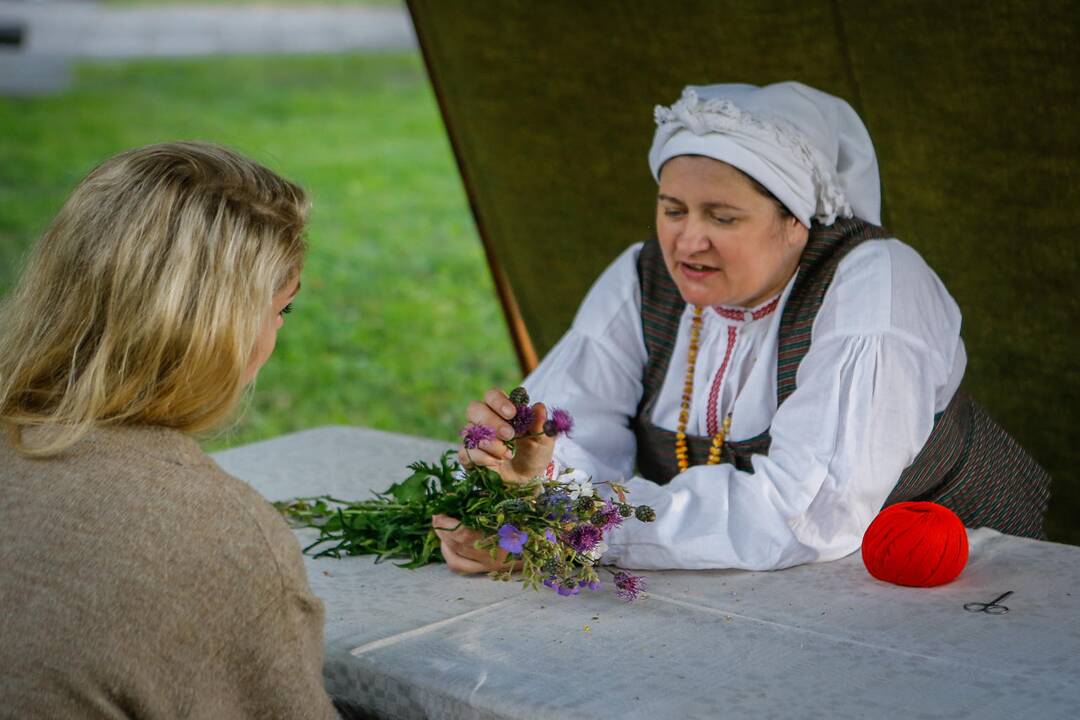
784, 216, 810, 249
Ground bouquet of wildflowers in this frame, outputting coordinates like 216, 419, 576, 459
276, 387, 653, 601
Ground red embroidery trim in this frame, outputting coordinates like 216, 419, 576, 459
545, 461, 556, 480
706, 325, 738, 436
702, 293, 780, 434
752, 295, 780, 321
713, 295, 781, 323
714, 306, 744, 322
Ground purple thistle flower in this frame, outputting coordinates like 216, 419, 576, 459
566, 524, 603, 554
510, 403, 535, 436
543, 407, 575, 438
497, 524, 528, 554
591, 499, 624, 533
586, 579, 601, 591
545, 528, 557, 544
613, 571, 647, 602
460, 423, 497, 450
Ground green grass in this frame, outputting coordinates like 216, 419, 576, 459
0, 53, 520, 451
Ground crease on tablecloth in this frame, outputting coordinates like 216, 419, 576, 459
349, 595, 524, 657
468, 669, 488, 706
645, 588, 1074, 693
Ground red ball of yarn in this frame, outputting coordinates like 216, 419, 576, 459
861, 501, 969, 587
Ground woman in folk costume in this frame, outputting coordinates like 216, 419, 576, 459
434, 81, 1051, 573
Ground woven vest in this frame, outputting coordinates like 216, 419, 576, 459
632, 217, 1051, 538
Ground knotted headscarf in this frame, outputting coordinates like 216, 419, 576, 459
648, 82, 881, 227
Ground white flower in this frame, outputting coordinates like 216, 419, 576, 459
569, 479, 593, 500
584, 541, 608, 562
560, 468, 593, 500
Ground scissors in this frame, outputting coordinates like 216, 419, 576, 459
964, 591, 1013, 615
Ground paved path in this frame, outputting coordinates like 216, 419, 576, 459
1, 0, 415, 57
0, 1, 415, 94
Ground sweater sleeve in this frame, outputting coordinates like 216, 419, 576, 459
209, 585, 337, 720
191, 480, 339, 720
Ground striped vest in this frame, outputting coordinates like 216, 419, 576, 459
632, 217, 1051, 538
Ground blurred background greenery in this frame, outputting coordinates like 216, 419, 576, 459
0, 48, 520, 451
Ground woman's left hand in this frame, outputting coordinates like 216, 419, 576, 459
432, 514, 521, 575
459, 391, 554, 485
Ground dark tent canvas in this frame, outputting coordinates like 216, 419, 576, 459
407, 0, 1079, 543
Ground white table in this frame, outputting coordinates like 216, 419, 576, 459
214, 426, 1080, 720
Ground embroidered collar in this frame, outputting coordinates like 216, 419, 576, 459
711, 293, 781, 324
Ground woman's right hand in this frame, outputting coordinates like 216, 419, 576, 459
458, 388, 554, 484
431, 514, 521, 575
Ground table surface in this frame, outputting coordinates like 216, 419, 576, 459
213, 426, 1080, 720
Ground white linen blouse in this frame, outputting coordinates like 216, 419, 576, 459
523, 238, 966, 571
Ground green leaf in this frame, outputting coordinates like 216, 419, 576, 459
386, 470, 433, 505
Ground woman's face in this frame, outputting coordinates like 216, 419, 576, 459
656, 155, 809, 308
244, 273, 300, 385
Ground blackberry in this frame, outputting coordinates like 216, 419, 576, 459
574, 496, 596, 515
541, 557, 566, 576
508, 386, 530, 406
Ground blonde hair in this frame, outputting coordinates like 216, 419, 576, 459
0, 141, 308, 456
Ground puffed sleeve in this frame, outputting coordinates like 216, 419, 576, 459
602, 239, 966, 571
523, 243, 649, 483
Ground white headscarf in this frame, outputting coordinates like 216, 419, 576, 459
648, 81, 881, 227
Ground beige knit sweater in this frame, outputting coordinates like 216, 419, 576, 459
0, 425, 338, 719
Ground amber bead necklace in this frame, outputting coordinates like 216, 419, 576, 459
675, 306, 732, 473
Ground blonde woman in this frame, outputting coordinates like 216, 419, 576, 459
0, 142, 337, 718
